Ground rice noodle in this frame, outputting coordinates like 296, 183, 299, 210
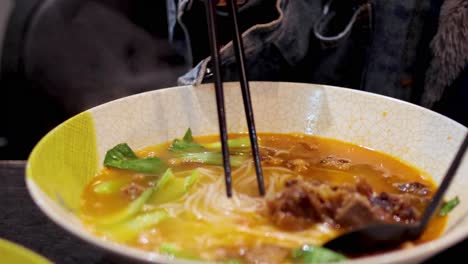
150, 161, 336, 250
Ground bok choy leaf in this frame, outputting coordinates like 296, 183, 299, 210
104, 143, 167, 174
169, 128, 204, 152
291, 245, 347, 263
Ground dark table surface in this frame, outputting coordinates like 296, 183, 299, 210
1, 160, 466, 264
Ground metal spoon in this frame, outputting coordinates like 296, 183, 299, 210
323, 132, 468, 254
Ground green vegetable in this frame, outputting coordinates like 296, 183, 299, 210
95, 168, 173, 225
104, 143, 167, 174
169, 128, 204, 152
149, 169, 199, 205
95, 184, 156, 225
105, 143, 138, 161
101, 210, 168, 242
155, 168, 174, 190
184, 170, 199, 192
168, 129, 250, 167
93, 178, 129, 194
203, 137, 251, 150
291, 245, 347, 263
159, 243, 198, 259
439, 196, 460, 216
224, 259, 244, 264
172, 152, 247, 167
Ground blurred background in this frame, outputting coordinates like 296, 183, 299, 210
1, 0, 467, 160
1, 0, 191, 159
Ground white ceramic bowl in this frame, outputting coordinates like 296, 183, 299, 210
26, 82, 468, 264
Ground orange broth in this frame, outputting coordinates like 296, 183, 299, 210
80, 133, 446, 261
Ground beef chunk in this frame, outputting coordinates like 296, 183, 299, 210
259, 147, 284, 166
394, 182, 431, 196
320, 155, 352, 170
244, 245, 289, 264
286, 159, 309, 172
261, 155, 284, 166
121, 182, 145, 200
334, 194, 383, 227
266, 179, 425, 231
356, 180, 373, 198
216, 245, 289, 264
371, 192, 422, 223
299, 142, 319, 151
266, 182, 320, 230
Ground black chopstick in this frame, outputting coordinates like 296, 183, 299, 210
225, 0, 265, 196
204, 0, 232, 197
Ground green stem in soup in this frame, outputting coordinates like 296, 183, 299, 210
149, 169, 199, 205
170, 152, 248, 167
291, 245, 347, 263
184, 170, 199, 191
159, 243, 199, 260
202, 137, 251, 150
224, 259, 244, 264
92, 178, 130, 194
439, 196, 460, 216
101, 210, 168, 242
104, 143, 167, 174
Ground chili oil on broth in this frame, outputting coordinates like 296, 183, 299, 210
79, 133, 447, 261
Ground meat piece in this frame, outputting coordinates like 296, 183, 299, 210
285, 179, 299, 187
259, 147, 284, 166
320, 155, 352, 170
267, 182, 320, 230
334, 194, 382, 227
266, 179, 426, 231
261, 155, 283, 166
244, 245, 289, 264
299, 142, 319, 151
214, 247, 245, 260
121, 182, 145, 200
267, 180, 357, 229
356, 180, 373, 198
216, 245, 289, 264
288, 142, 319, 158
286, 159, 309, 172
371, 192, 422, 224
259, 147, 276, 157
394, 182, 431, 196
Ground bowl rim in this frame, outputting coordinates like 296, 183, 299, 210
0, 238, 52, 264
25, 81, 468, 263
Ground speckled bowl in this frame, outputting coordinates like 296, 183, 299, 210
0, 238, 52, 264
26, 82, 468, 264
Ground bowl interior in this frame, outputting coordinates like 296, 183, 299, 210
26, 82, 468, 264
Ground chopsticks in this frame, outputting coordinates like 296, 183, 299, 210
204, 0, 232, 197
204, 0, 265, 197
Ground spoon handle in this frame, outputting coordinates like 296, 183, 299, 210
419, 132, 468, 230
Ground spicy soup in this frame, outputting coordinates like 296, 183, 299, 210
80, 132, 446, 263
